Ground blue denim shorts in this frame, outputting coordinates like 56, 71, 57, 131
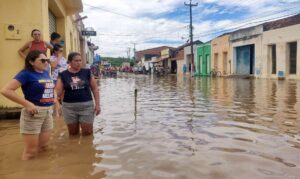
62, 101, 95, 124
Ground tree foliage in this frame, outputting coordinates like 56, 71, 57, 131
102, 57, 132, 67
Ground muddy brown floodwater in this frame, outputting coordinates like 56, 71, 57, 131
1, 74, 300, 179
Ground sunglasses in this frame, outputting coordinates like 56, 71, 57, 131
39, 58, 50, 63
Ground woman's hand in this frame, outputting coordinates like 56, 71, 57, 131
25, 102, 38, 115
57, 97, 62, 104
57, 53, 63, 61
50, 57, 59, 68
95, 105, 101, 115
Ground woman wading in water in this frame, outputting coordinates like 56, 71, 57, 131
1, 50, 55, 160
56, 52, 100, 136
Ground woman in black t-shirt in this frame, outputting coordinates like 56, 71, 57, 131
56, 52, 100, 136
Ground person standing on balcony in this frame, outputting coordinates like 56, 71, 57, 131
1, 50, 55, 160
18, 29, 53, 58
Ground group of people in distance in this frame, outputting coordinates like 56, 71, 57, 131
1, 29, 100, 160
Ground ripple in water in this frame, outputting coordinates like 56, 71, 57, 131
93, 74, 300, 179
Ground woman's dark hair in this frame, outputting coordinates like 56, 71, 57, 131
24, 50, 43, 71
50, 32, 61, 41
53, 44, 62, 53
68, 52, 81, 63
31, 29, 40, 36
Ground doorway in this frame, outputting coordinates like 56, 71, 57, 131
236, 45, 255, 75
171, 60, 177, 74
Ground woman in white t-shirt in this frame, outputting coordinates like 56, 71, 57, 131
50, 44, 68, 83
50, 44, 68, 116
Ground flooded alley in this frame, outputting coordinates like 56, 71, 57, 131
1, 74, 300, 179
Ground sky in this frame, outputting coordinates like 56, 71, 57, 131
81, 0, 300, 57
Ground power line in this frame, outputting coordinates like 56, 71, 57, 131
96, 11, 300, 48
193, 12, 300, 39
94, 25, 189, 45
189, 2, 300, 39
84, 3, 188, 28
111, 11, 300, 48
96, 25, 188, 37
84, 3, 135, 19
85, 1, 300, 56
192, 5, 300, 37
84, 1, 300, 42
193, 0, 260, 17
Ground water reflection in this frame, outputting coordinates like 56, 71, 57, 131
94, 74, 300, 179
1, 74, 300, 179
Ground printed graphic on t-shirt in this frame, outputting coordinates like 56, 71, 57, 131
70, 76, 85, 90
39, 80, 55, 103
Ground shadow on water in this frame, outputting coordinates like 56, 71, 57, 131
1, 73, 300, 179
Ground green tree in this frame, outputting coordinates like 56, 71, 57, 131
102, 57, 131, 67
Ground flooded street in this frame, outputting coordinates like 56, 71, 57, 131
1, 74, 300, 179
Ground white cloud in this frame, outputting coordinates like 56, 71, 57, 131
83, 0, 184, 16
81, 0, 300, 57
82, 2, 189, 57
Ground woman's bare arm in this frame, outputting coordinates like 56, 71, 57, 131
55, 78, 64, 100
45, 41, 53, 50
18, 42, 30, 59
90, 76, 100, 115
1, 79, 36, 112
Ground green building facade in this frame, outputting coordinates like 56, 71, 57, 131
196, 42, 211, 76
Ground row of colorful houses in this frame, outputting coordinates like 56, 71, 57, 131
135, 14, 300, 80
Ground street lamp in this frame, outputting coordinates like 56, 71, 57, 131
74, 15, 88, 23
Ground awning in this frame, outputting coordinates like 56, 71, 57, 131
169, 58, 177, 61
150, 58, 162, 63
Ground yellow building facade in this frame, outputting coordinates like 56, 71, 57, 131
211, 35, 231, 76
0, 0, 83, 107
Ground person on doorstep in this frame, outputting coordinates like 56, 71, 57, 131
18, 29, 53, 58
50, 32, 62, 55
50, 44, 68, 116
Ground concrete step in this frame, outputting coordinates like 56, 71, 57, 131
227, 74, 255, 79
0, 108, 21, 120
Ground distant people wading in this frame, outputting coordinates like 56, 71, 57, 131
56, 52, 100, 136
50, 44, 68, 116
1, 50, 55, 160
18, 29, 53, 58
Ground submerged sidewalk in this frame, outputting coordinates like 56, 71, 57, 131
0, 108, 21, 120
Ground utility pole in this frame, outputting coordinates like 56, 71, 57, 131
133, 43, 136, 62
185, 0, 198, 76
127, 47, 131, 60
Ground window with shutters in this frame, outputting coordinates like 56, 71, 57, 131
288, 42, 297, 74
268, 44, 276, 74
48, 10, 56, 35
